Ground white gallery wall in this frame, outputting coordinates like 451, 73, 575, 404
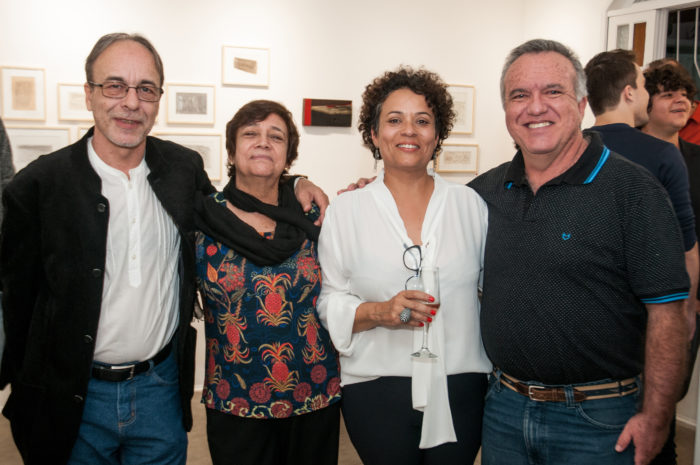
0, 0, 611, 192
11, 0, 698, 423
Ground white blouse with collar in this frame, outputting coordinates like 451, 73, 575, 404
317, 170, 491, 448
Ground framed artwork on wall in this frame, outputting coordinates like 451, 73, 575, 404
447, 84, 475, 134
302, 99, 352, 127
222, 46, 270, 87
58, 83, 93, 121
155, 132, 222, 181
436, 143, 479, 174
1, 67, 46, 121
166, 83, 215, 125
6, 126, 70, 170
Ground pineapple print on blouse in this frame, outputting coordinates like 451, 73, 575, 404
195, 200, 341, 419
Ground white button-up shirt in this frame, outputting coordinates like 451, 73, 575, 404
317, 170, 491, 448
88, 139, 180, 364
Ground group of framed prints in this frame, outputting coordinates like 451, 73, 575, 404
2, 50, 478, 178
0, 46, 274, 182
435, 84, 479, 175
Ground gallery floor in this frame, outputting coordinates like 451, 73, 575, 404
0, 397, 695, 464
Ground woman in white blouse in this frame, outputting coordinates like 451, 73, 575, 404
317, 67, 491, 464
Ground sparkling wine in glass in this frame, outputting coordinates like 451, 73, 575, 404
411, 267, 439, 359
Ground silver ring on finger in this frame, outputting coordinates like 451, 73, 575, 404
399, 308, 411, 323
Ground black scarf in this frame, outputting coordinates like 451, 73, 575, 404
195, 176, 320, 266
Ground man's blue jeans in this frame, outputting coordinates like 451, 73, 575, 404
481, 370, 639, 465
68, 348, 187, 465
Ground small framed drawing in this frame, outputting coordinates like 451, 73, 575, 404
448, 84, 475, 134
1, 67, 46, 121
166, 84, 215, 125
222, 46, 270, 87
155, 132, 222, 181
6, 126, 71, 171
58, 83, 93, 121
436, 143, 479, 174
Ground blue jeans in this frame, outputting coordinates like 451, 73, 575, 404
68, 348, 187, 465
481, 370, 640, 465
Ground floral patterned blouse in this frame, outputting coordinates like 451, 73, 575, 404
195, 194, 341, 419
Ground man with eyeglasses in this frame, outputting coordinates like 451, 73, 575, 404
0, 32, 326, 465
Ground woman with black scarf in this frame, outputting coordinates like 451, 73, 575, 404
194, 100, 341, 465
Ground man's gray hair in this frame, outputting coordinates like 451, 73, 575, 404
85, 32, 165, 87
500, 39, 587, 107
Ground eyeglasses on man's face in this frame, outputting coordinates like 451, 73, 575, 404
88, 80, 163, 102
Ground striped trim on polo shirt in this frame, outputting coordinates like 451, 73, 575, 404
583, 147, 610, 184
501, 137, 613, 190
641, 292, 690, 304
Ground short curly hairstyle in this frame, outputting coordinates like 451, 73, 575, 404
225, 100, 299, 178
644, 63, 697, 111
358, 66, 455, 157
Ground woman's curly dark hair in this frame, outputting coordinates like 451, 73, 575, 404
358, 66, 455, 157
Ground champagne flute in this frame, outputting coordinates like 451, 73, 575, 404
411, 266, 439, 359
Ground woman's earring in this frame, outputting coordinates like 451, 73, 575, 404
373, 148, 381, 171
431, 149, 439, 172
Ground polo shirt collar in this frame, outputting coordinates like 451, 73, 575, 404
504, 130, 611, 189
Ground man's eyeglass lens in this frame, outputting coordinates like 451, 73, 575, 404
89, 81, 161, 102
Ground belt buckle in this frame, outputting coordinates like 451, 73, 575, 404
110, 363, 136, 381
527, 384, 546, 401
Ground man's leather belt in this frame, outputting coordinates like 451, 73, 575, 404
498, 371, 639, 402
92, 341, 172, 382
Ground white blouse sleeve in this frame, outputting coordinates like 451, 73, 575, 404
316, 201, 364, 356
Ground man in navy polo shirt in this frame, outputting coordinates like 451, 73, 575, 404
469, 39, 690, 465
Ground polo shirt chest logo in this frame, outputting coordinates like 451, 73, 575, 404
561, 233, 571, 241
